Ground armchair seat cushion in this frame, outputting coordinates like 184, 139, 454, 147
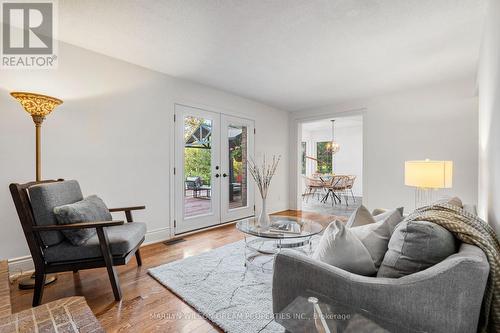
44, 222, 146, 263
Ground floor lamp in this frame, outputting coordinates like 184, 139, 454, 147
405, 159, 453, 208
10, 92, 63, 289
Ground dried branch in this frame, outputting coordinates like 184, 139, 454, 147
248, 154, 281, 199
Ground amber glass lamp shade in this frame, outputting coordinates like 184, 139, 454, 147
10, 92, 63, 125
10, 92, 63, 181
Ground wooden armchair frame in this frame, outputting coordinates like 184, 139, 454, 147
9, 179, 145, 307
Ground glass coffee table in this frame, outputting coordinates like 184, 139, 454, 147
276, 290, 424, 333
236, 215, 324, 272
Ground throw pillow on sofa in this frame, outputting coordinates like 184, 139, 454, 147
312, 220, 377, 275
345, 205, 375, 228
377, 220, 458, 278
350, 208, 404, 269
446, 196, 463, 208
372, 207, 404, 224
54, 195, 113, 246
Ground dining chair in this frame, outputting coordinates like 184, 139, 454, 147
302, 176, 324, 202
346, 175, 357, 203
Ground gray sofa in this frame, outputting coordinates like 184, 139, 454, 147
273, 221, 490, 332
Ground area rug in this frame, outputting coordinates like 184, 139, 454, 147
148, 239, 317, 333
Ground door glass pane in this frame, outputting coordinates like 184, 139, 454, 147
228, 124, 248, 210
184, 116, 213, 218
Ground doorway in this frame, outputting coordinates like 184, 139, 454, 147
298, 115, 363, 217
174, 104, 255, 234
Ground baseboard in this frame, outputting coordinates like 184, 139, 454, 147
7, 227, 173, 277
8, 255, 34, 276
143, 227, 172, 245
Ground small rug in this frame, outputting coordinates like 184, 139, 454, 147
148, 239, 317, 333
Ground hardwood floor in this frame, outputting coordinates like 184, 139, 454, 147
9, 210, 337, 332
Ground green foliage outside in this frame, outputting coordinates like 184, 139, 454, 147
316, 141, 333, 174
184, 148, 212, 185
183, 118, 245, 185
184, 116, 212, 185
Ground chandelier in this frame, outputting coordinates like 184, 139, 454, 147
326, 120, 340, 154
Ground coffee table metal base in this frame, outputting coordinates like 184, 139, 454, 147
243, 236, 313, 273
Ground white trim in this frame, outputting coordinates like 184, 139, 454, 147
8, 255, 34, 276
144, 227, 172, 245
290, 108, 367, 210
221, 115, 256, 222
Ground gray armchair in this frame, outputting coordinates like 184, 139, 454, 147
10, 179, 146, 306
273, 243, 489, 332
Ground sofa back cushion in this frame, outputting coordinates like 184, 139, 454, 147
377, 220, 458, 278
28, 180, 83, 246
54, 195, 112, 246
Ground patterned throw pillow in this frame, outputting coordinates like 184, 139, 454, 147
53, 195, 112, 246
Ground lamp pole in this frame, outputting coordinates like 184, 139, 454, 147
33, 115, 44, 181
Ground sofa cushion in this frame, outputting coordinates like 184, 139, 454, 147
54, 195, 113, 246
345, 205, 375, 228
44, 222, 146, 263
463, 204, 477, 215
377, 220, 458, 278
312, 220, 377, 275
372, 207, 404, 223
371, 208, 387, 216
28, 180, 83, 246
351, 208, 404, 269
446, 196, 463, 208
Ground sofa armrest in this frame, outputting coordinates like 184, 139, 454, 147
272, 245, 489, 333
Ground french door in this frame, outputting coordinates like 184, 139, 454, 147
174, 104, 255, 234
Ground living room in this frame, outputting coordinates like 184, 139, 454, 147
0, 1, 499, 332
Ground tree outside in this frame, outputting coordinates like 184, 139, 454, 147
316, 141, 333, 174
184, 116, 212, 185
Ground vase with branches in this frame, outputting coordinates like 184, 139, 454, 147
248, 154, 281, 230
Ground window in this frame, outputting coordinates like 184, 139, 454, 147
316, 142, 332, 174
301, 142, 307, 174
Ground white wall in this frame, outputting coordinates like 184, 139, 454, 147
478, 0, 500, 238
290, 78, 478, 213
0, 42, 289, 263
301, 121, 363, 196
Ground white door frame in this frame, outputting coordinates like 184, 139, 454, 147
290, 108, 367, 211
173, 103, 255, 235
221, 115, 255, 223
174, 104, 221, 234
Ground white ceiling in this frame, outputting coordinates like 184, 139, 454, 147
302, 115, 363, 133
57, 0, 486, 111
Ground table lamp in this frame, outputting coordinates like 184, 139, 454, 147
10, 92, 62, 289
405, 159, 453, 208
10, 92, 63, 181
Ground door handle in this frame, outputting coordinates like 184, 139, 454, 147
222, 173, 228, 178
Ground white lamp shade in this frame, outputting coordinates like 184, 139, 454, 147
405, 160, 453, 189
